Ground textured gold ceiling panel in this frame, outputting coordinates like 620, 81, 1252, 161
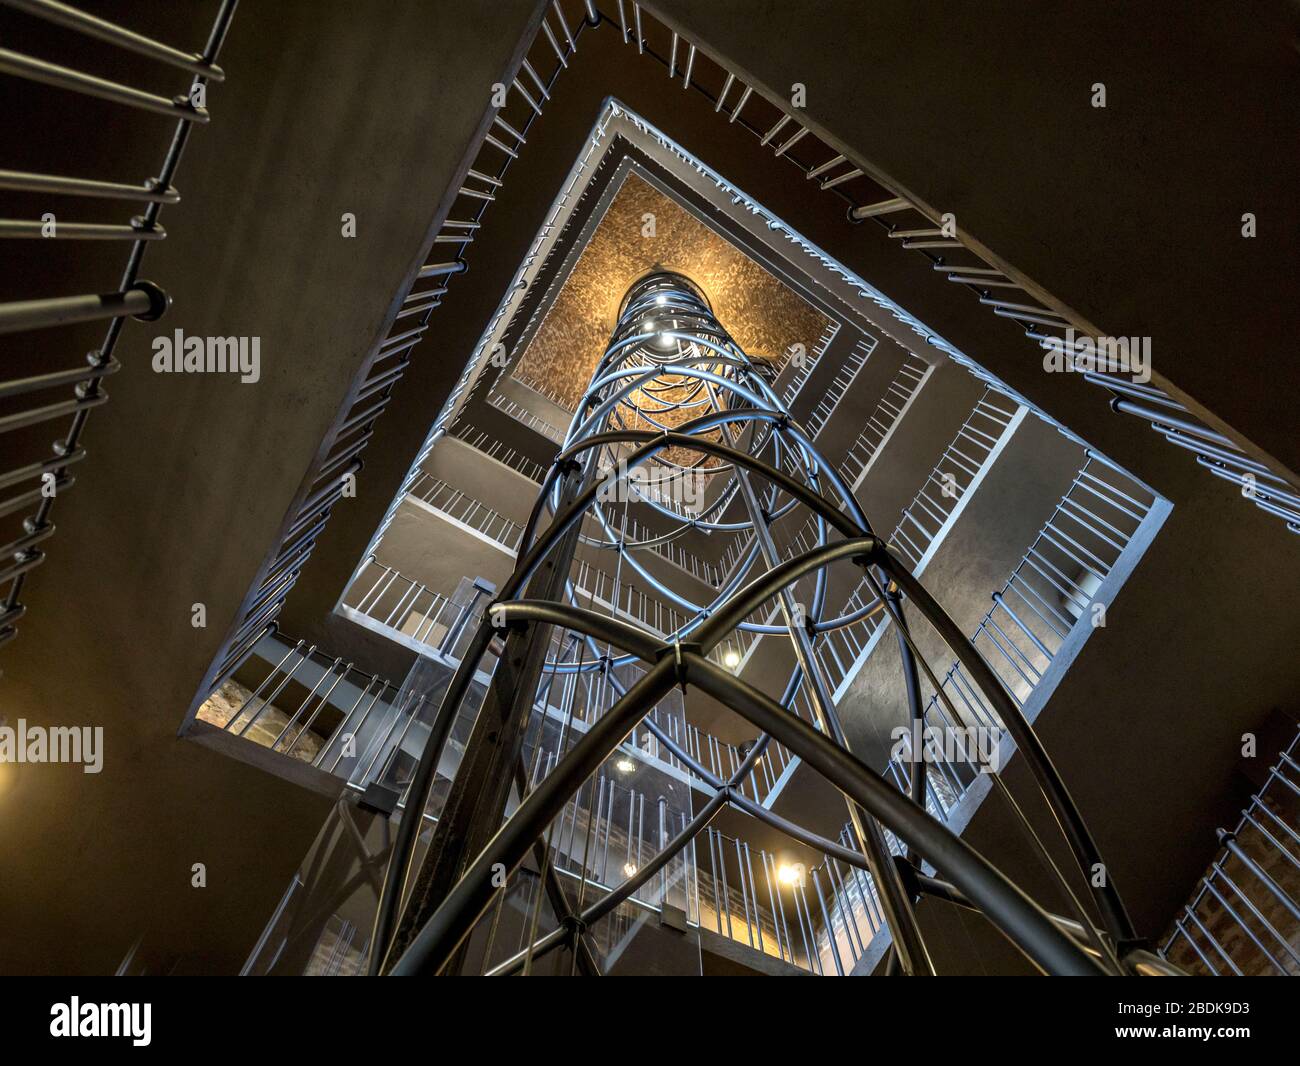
511, 172, 831, 418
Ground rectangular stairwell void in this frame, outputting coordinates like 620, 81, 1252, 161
183, 15, 1180, 978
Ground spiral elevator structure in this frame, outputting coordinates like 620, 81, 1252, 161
3, 0, 1298, 983
338, 271, 1178, 977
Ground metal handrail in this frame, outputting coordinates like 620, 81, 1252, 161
1162, 722, 1300, 975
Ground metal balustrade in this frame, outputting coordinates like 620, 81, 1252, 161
0, 0, 236, 651
838, 355, 931, 488
970, 453, 1155, 703
199, 636, 423, 782
539, 589, 794, 801
541, 758, 697, 918
1081, 371, 1300, 536
487, 392, 567, 444
697, 816, 913, 975
835, 450, 1155, 763
809, 387, 1021, 692
797, 453, 1159, 971
805, 336, 877, 436
619, 681, 793, 805
344, 557, 490, 654
595, 508, 733, 587
897, 451, 1155, 777
889, 388, 1020, 571
338, 550, 795, 800
808, 821, 893, 974
451, 425, 549, 483
1162, 721, 1300, 976
406, 471, 525, 552
699, 826, 821, 970
815, 582, 888, 690
780, 319, 840, 407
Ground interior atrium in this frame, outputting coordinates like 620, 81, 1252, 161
1, 0, 1298, 982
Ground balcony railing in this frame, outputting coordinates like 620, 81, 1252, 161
812, 389, 1021, 692
698, 826, 825, 970
838, 354, 931, 488
1162, 720, 1300, 976
343, 557, 491, 656
1082, 371, 1300, 536
451, 425, 549, 483
487, 391, 567, 444
762, 452, 1159, 970
805, 336, 877, 437
779, 320, 840, 407
889, 387, 1020, 570
406, 470, 524, 552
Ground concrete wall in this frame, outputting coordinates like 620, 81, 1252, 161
2, 1, 1290, 975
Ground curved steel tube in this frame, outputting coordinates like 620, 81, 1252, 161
376, 270, 1137, 977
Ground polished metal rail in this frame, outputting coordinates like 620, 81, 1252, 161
200, 577, 494, 785
487, 392, 567, 444
779, 319, 840, 407
804, 452, 1157, 969
406, 472, 525, 552
805, 336, 877, 436
1082, 372, 1300, 535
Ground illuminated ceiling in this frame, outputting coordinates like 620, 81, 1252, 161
511, 170, 831, 414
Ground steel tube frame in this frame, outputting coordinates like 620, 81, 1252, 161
380, 272, 1135, 977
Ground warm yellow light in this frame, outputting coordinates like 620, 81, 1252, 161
723, 649, 740, 668
623, 862, 638, 877
615, 757, 636, 774
778, 864, 801, 885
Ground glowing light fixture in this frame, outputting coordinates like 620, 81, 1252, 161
723, 648, 740, 668
615, 757, 636, 773
778, 864, 802, 886
623, 862, 638, 877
